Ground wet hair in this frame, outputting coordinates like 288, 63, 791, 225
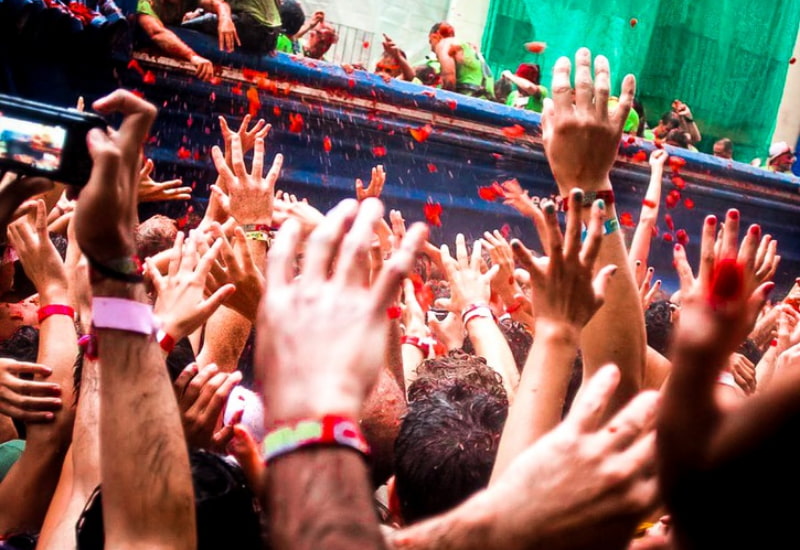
76, 450, 265, 549
278, 0, 305, 36
136, 214, 177, 260
395, 372, 507, 523
714, 138, 733, 155
660, 111, 682, 130
462, 318, 532, 373
409, 350, 506, 403
429, 22, 455, 38
665, 129, 690, 149
0, 325, 39, 363
645, 300, 674, 357
493, 77, 512, 104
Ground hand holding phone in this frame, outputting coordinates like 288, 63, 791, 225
0, 94, 107, 186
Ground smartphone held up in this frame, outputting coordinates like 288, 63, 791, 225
0, 94, 106, 186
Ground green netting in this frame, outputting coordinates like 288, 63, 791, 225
481, 0, 800, 162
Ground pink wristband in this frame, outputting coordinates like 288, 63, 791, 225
92, 297, 158, 335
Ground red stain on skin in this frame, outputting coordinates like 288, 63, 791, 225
386, 306, 402, 319
642, 199, 656, 208
676, 229, 689, 246
709, 259, 744, 305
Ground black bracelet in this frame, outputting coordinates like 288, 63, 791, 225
683, 117, 694, 122
85, 253, 145, 284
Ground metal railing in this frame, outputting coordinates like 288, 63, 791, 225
325, 22, 375, 67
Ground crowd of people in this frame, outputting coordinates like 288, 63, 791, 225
1, 39, 800, 550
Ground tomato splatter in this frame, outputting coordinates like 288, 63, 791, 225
669, 156, 687, 171
683, 197, 695, 209
632, 150, 647, 162
423, 201, 443, 227
273, 106, 281, 116
288, 113, 304, 133
372, 146, 387, 157
664, 213, 675, 231
232, 83, 243, 95
500, 223, 511, 239
323, 136, 332, 153
446, 99, 458, 110
524, 41, 547, 53
791, 57, 797, 65
410, 124, 433, 143
671, 176, 686, 190
427, 163, 438, 173
709, 259, 744, 305
127, 59, 144, 76
626, 136, 637, 144
246, 87, 261, 118
662, 233, 674, 242
676, 229, 689, 246
619, 212, 636, 228
142, 70, 156, 84
502, 124, 525, 139
177, 146, 192, 160
630, 18, 638, 27
362, 40, 370, 48
665, 190, 681, 209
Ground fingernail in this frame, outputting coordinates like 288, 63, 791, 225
648, 267, 654, 273
544, 203, 555, 214
674, 244, 681, 251
610, 266, 618, 276
763, 282, 776, 299
729, 210, 739, 221
707, 215, 717, 226
596, 199, 605, 210
635, 260, 641, 266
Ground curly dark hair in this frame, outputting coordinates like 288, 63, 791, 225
409, 350, 507, 403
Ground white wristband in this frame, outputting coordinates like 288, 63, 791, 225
92, 297, 159, 336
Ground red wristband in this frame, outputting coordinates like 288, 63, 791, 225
38, 304, 75, 323
262, 415, 370, 464
401, 335, 431, 356
506, 295, 527, 314
157, 329, 176, 353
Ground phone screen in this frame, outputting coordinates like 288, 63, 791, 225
0, 112, 67, 173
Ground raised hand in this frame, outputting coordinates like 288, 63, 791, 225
138, 158, 192, 203
173, 362, 243, 451
0, 172, 54, 247
542, 48, 635, 193
211, 134, 282, 226
355, 165, 386, 201
256, 198, 427, 424
513, 190, 615, 330
147, 231, 236, 342
439, 234, 497, 315
0, 359, 62, 422
218, 114, 270, 172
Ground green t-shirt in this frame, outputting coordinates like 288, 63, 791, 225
136, 0, 195, 26
505, 86, 549, 113
228, 0, 280, 28
455, 42, 483, 89
276, 33, 294, 53
0, 440, 24, 482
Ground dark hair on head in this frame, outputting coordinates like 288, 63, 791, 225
645, 300, 674, 357
493, 77, 513, 103
409, 350, 506, 403
415, 64, 439, 86
462, 318, 532, 373
660, 111, 681, 129
394, 381, 507, 523
0, 325, 39, 363
665, 129, 690, 149
76, 450, 265, 550
429, 21, 455, 37
278, 0, 305, 36
715, 137, 733, 154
